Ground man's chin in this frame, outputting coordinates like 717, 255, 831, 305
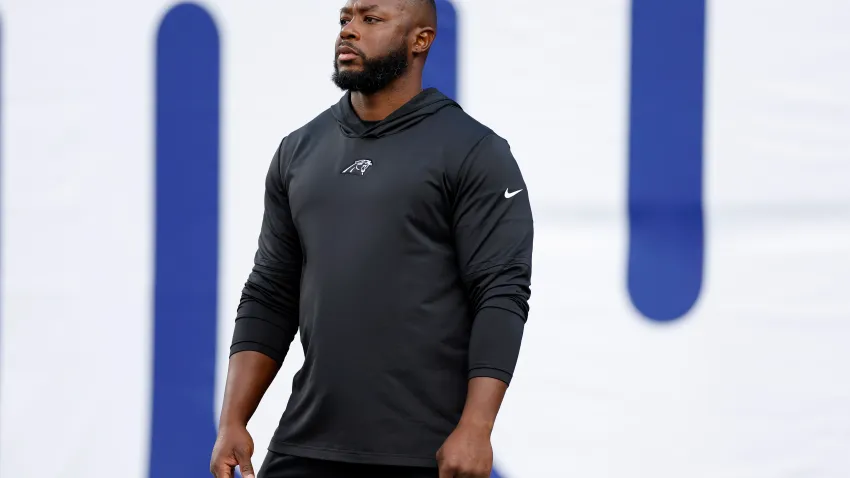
336, 59, 363, 70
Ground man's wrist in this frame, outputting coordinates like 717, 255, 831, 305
458, 402, 497, 435
456, 376, 508, 436
218, 415, 249, 432
457, 414, 495, 435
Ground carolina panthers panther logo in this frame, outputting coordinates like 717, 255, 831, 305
341, 159, 373, 176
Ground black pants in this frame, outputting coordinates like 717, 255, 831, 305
258, 451, 439, 478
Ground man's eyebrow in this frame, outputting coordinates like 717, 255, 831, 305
340, 4, 380, 15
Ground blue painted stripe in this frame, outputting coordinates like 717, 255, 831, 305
627, 0, 706, 322
151, 4, 220, 477
423, 0, 458, 100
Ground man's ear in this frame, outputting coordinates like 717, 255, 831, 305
411, 27, 436, 55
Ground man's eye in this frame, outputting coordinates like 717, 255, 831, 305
340, 18, 349, 26
364, 16, 379, 23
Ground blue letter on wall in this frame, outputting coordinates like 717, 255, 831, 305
151, 3, 220, 477
627, 0, 706, 322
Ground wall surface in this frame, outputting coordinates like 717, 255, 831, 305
1, 0, 849, 477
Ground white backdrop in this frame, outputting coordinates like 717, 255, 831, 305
1, 0, 850, 477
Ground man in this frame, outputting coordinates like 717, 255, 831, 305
210, 0, 533, 477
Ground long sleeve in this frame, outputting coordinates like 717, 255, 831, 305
452, 133, 534, 385
229, 138, 303, 364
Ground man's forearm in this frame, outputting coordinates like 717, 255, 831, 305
458, 377, 509, 433
460, 305, 525, 433
218, 351, 281, 429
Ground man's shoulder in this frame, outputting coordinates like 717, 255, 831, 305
429, 105, 515, 163
433, 104, 495, 140
273, 107, 336, 162
283, 108, 336, 143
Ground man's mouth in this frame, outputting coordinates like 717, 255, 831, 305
337, 45, 360, 62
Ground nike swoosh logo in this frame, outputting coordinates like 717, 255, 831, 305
504, 188, 524, 199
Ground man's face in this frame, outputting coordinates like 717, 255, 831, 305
332, 0, 411, 94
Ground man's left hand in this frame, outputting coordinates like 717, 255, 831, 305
436, 422, 493, 478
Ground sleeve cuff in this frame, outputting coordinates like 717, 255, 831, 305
229, 342, 285, 365
230, 315, 296, 364
469, 367, 513, 385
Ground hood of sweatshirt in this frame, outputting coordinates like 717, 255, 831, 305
330, 87, 460, 139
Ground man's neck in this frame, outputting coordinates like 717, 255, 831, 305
350, 76, 423, 122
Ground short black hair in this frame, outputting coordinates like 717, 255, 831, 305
409, 0, 437, 27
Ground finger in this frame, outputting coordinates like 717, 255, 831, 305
453, 467, 483, 478
460, 468, 486, 478
234, 448, 255, 478
240, 464, 256, 478
438, 464, 454, 478
211, 464, 233, 478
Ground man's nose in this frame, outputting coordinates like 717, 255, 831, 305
340, 22, 359, 41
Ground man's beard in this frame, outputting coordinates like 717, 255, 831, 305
332, 42, 409, 95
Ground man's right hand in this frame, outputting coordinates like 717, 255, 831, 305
210, 426, 256, 478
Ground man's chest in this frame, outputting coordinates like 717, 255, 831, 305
285, 135, 456, 235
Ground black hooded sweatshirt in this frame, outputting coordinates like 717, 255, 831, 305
230, 88, 534, 468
